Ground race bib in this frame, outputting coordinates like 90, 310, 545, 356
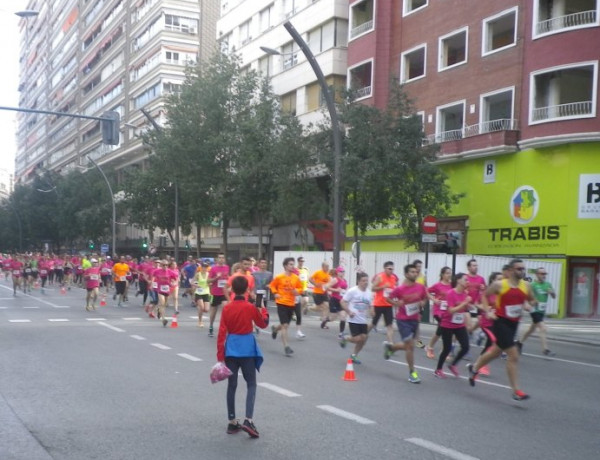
40, 270, 47, 275
300, 273, 308, 281
440, 301, 448, 311
90, 274, 99, 281
25, 269, 31, 273
12, 270, 20, 275
405, 302, 420, 316
384, 288, 392, 298
152, 282, 158, 289
469, 305, 478, 314
217, 279, 227, 288
505, 304, 523, 318
160, 285, 170, 293
195, 287, 206, 295
538, 302, 546, 311
119, 276, 126, 282
256, 289, 266, 295
451, 313, 465, 325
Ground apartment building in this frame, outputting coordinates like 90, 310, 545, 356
348, 0, 600, 318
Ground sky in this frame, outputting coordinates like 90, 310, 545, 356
0, 0, 30, 175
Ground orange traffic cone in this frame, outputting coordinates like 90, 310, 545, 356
170, 314, 179, 328
100, 295, 106, 307
60, 286, 66, 295
342, 358, 357, 381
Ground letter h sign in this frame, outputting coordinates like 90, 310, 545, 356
578, 174, 600, 218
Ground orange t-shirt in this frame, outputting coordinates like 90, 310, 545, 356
269, 273, 302, 307
227, 272, 255, 301
311, 269, 331, 295
112, 263, 129, 281
373, 272, 398, 307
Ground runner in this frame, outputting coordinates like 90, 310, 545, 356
339, 272, 372, 364
269, 257, 303, 356
516, 267, 557, 357
112, 255, 130, 307
369, 261, 399, 343
207, 253, 230, 337
425, 267, 453, 359
22, 255, 33, 293
225, 260, 255, 302
467, 259, 536, 401
434, 273, 472, 378
322, 267, 348, 337
54, 255, 64, 286
2, 255, 11, 281
217, 276, 269, 438
136, 257, 149, 306
465, 259, 487, 338
383, 263, 427, 383
11, 255, 24, 296
310, 262, 331, 327
152, 259, 179, 327
193, 261, 211, 327
168, 259, 181, 313
100, 258, 112, 294
477, 271, 503, 377
182, 257, 199, 306
38, 255, 50, 293
252, 258, 274, 335
296, 257, 310, 316
84, 259, 101, 311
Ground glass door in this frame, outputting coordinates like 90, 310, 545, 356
568, 263, 598, 317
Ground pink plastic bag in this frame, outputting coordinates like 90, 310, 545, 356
210, 361, 233, 384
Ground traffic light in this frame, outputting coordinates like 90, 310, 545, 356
101, 111, 120, 145
185, 240, 190, 250
88, 240, 95, 250
444, 232, 462, 253
142, 237, 148, 249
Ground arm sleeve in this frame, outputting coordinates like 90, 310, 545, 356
216, 308, 228, 362
253, 305, 269, 329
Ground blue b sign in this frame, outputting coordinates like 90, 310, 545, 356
100, 244, 109, 254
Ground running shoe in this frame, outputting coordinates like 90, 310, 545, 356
320, 320, 329, 329
425, 346, 435, 359
162, 319, 168, 327
296, 331, 306, 339
242, 419, 259, 438
467, 363, 478, 387
501, 352, 508, 360
415, 339, 425, 348
174, 310, 180, 316
208, 326, 214, 337
434, 369, 447, 379
284, 346, 294, 356
448, 364, 460, 377
197, 321, 204, 328
226, 420, 242, 434
478, 365, 490, 376
339, 335, 347, 348
351, 354, 361, 364
512, 390, 530, 401
543, 349, 556, 357
271, 325, 278, 340
408, 371, 421, 384
383, 341, 394, 360
515, 340, 523, 355
149, 312, 156, 318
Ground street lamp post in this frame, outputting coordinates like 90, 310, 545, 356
261, 21, 343, 266
86, 156, 116, 258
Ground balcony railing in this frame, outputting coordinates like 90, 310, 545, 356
536, 10, 597, 35
354, 85, 372, 98
426, 118, 518, 144
350, 19, 374, 38
532, 101, 593, 121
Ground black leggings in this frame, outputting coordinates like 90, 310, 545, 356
437, 327, 469, 370
225, 357, 257, 421
138, 280, 148, 304
294, 302, 302, 326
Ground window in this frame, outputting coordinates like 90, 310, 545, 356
165, 14, 198, 34
259, 56, 271, 77
530, 62, 598, 123
282, 41, 298, 70
306, 76, 345, 112
219, 32, 232, 54
439, 27, 468, 71
308, 19, 348, 54
400, 44, 426, 82
534, 0, 599, 37
348, 59, 373, 100
239, 19, 251, 45
479, 87, 516, 134
482, 7, 517, 55
165, 51, 179, 64
350, 0, 374, 39
280, 91, 297, 116
259, 4, 273, 32
435, 101, 465, 142
163, 82, 182, 94
134, 82, 161, 108
403, 0, 428, 16
283, 0, 296, 19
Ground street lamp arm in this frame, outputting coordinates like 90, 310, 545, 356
87, 156, 117, 258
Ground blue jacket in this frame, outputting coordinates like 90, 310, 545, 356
225, 333, 264, 371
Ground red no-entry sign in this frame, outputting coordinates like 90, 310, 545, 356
422, 215, 437, 234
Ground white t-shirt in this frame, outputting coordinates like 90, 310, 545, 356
342, 286, 372, 325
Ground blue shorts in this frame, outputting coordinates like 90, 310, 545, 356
396, 319, 419, 342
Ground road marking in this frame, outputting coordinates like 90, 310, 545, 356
98, 322, 125, 332
48, 319, 69, 322
9, 319, 31, 323
317, 405, 376, 425
123, 317, 142, 321
86, 318, 107, 321
130, 335, 146, 340
405, 438, 480, 460
258, 382, 301, 397
23, 306, 40, 309
151, 343, 171, 350
0, 306, 8, 309
177, 353, 203, 362
54, 306, 71, 309
525, 354, 600, 369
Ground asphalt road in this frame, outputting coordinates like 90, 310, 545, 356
1, 280, 599, 460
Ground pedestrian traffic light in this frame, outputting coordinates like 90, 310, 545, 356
185, 240, 190, 249
142, 238, 148, 249
88, 240, 95, 249
101, 111, 120, 145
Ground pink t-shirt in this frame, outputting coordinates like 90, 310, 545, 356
466, 274, 486, 305
330, 277, 348, 300
479, 294, 497, 329
84, 267, 101, 289
441, 289, 469, 329
153, 268, 177, 295
209, 265, 230, 296
38, 261, 49, 277
390, 283, 427, 321
100, 262, 112, 276
11, 260, 23, 277
428, 282, 453, 317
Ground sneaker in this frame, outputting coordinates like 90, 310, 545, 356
226, 420, 242, 434
85, 305, 92, 312
351, 354, 361, 365
320, 320, 329, 329
271, 325, 278, 340
339, 335, 347, 348
242, 419, 259, 438
425, 346, 435, 359
501, 352, 508, 360
383, 341, 394, 360
415, 339, 425, 349
408, 371, 421, 384
467, 363, 478, 387
197, 321, 204, 328
208, 326, 214, 337
149, 312, 156, 318
296, 331, 306, 339
478, 365, 490, 376
543, 349, 556, 357
174, 310, 180, 316
162, 319, 168, 327
515, 340, 523, 355
448, 364, 459, 377
284, 346, 294, 356
512, 390, 530, 401
434, 369, 447, 379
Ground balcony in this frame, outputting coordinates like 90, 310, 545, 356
537, 10, 597, 35
350, 20, 373, 39
531, 101, 593, 121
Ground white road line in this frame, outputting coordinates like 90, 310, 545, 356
98, 322, 125, 332
317, 405, 376, 425
526, 354, 600, 369
0, 306, 8, 309
48, 319, 69, 322
123, 317, 142, 321
86, 318, 107, 321
258, 383, 301, 397
23, 306, 40, 309
405, 438, 480, 460
130, 335, 146, 340
177, 353, 203, 362
151, 343, 171, 350
54, 306, 71, 309
9, 319, 31, 323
